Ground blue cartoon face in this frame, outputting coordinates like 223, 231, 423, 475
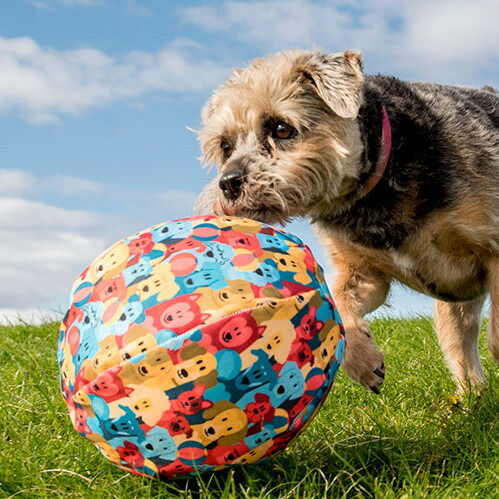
199, 242, 234, 266
257, 233, 289, 252
123, 260, 154, 286
270, 362, 305, 406
140, 427, 177, 461
244, 427, 277, 448
235, 350, 277, 391
151, 221, 193, 243
102, 406, 145, 441
182, 265, 227, 291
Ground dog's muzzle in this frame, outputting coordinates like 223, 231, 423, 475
219, 168, 245, 201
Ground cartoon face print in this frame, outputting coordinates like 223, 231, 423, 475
212, 315, 264, 352
94, 275, 127, 302
199, 241, 234, 266
173, 344, 217, 386
182, 265, 226, 291
119, 347, 173, 387
151, 220, 193, 243
128, 232, 154, 256
273, 247, 311, 285
147, 294, 207, 334
73, 406, 91, 434
257, 232, 289, 252
197, 402, 248, 445
270, 362, 305, 406
89, 242, 129, 281
206, 443, 249, 466
244, 393, 275, 424
135, 267, 179, 303
244, 427, 277, 448
235, 349, 277, 391
297, 307, 323, 340
121, 334, 156, 361
123, 260, 153, 286
87, 366, 133, 402
117, 440, 145, 467
85, 335, 121, 376
165, 237, 205, 257
172, 385, 212, 415
289, 339, 314, 368
103, 405, 144, 440
169, 415, 192, 437
233, 439, 274, 465
140, 427, 177, 461
314, 320, 341, 370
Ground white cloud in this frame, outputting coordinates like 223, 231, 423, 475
0, 36, 228, 124
0, 168, 202, 323
0, 169, 36, 196
45, 175, 104, 196
180, 0, 499, 83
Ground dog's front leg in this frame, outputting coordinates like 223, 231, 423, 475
326, 241, 391, 392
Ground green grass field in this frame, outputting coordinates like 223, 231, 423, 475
0, 317, 497, 498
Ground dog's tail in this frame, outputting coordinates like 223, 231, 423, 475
488, 258, 499, 362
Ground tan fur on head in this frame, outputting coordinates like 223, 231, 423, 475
196, 49, 365, 224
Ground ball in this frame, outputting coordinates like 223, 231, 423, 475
58, 216, 345, 479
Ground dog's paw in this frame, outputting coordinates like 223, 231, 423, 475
342, 328, 386, 393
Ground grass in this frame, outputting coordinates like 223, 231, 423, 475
0, 317, 497, 498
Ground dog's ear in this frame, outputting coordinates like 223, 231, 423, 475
298, 50, 364, 119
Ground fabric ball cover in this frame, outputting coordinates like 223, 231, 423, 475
58, 216, 345, 479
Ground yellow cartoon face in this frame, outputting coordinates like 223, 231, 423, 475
194, 402, 248, 445
120, 348, 173, 386
273, 248, 311, 285
234, 439, 274, 465
315, 320, 341, 370
89, 335, 121, 375
121, 334, 157, 361
135, 268, 179, 302
173, 345, 217, 386
89, 242, 129, 281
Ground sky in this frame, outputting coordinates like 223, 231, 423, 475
0, 0, 497, 323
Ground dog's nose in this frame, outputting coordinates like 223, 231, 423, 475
219, 169, 245, 201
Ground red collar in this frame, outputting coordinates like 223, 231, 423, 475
362, 105, 392, 196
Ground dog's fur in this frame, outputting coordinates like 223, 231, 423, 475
196, 49, 499, 394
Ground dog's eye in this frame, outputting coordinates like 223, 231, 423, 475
220, 140, 232, 157
273, 121, 296, 140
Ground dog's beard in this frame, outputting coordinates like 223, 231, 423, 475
196, 170, 309, 225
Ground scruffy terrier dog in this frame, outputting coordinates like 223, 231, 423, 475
196, 49, 499, 394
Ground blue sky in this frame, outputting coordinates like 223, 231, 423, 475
0, 0, 497, 322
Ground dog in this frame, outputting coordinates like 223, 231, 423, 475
196, 49, 499, 394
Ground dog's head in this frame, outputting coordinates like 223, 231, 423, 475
197, 50, 365, 224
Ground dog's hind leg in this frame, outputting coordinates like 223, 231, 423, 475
434, 295, 487, 393
487, 258, 499, 362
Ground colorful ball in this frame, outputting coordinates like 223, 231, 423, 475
58, 216, 345, 479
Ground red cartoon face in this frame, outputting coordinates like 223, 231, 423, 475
219, 316, 255, 348
288, 394, 313, 420
94, 276, 126, 302
290, 339, 315, 368
147, 295, 207, 334
166, 414, 192, 437
201, 314, 264, 353
87, 367, 132, 402
117, 441, 144, 466
297, 307, 323, 340
175, 385, 212, 415
74, 407, 91, 434
129, 233, 154, 256
166, 237, 205, 256
244, 393, 275, 424
207, 442, 249, 465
